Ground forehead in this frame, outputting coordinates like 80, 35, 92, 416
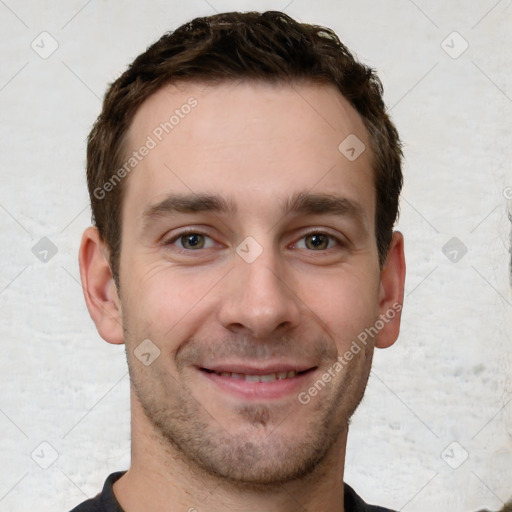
123, 80, 374, 225
128, 79, 369, 155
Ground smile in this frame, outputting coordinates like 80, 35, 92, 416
201, 369, 304, 382
199, 366, 316, 400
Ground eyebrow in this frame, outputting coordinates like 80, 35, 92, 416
141, 191, 366, 230
143, 193, 235, 218
140, 193, 235, 233
281, 191, 365, 220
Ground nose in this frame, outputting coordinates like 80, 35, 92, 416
217, 248, 302, 339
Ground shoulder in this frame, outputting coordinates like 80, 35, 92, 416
68, 472, 126, 512
344, 483, 397, 512
68, 494, 103, 512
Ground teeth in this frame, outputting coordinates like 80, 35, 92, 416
215, 370, 298, 382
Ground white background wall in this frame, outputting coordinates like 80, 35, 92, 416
0, 1, 511, 511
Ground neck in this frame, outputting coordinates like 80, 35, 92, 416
114, 391, 347, 512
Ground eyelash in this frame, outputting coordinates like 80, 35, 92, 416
165, 229, 217, 251
164, 229, 345, 252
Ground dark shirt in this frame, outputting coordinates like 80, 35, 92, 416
69, 471, 396, 512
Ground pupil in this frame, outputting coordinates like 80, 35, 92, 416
184, 234, 202, 248
308, 234, 327, 249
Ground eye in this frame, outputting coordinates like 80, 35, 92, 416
295, 232, 340, 251
166, 232, 216, 250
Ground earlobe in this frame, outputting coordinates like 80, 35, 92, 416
375, 231, 406, 349
78, 226, 124, 344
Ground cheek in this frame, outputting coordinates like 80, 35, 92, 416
299, 267, 380, 342
121, 262, 221, 343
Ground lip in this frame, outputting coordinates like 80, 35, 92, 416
201, 363, 314, 375
198, 363, 317, 400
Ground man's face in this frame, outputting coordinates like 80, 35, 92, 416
117, 81, 386, 484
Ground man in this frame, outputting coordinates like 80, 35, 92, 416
73, 10, 406, 512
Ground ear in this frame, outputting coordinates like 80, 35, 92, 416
78, 226, 124, 344
374, 231, 406, 349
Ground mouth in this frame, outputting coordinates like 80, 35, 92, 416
201, 368, 311, 382
198, 364, 317, 400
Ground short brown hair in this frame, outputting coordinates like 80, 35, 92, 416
87, 10, 403, 284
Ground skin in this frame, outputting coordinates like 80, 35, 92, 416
79, 80, 406, 512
